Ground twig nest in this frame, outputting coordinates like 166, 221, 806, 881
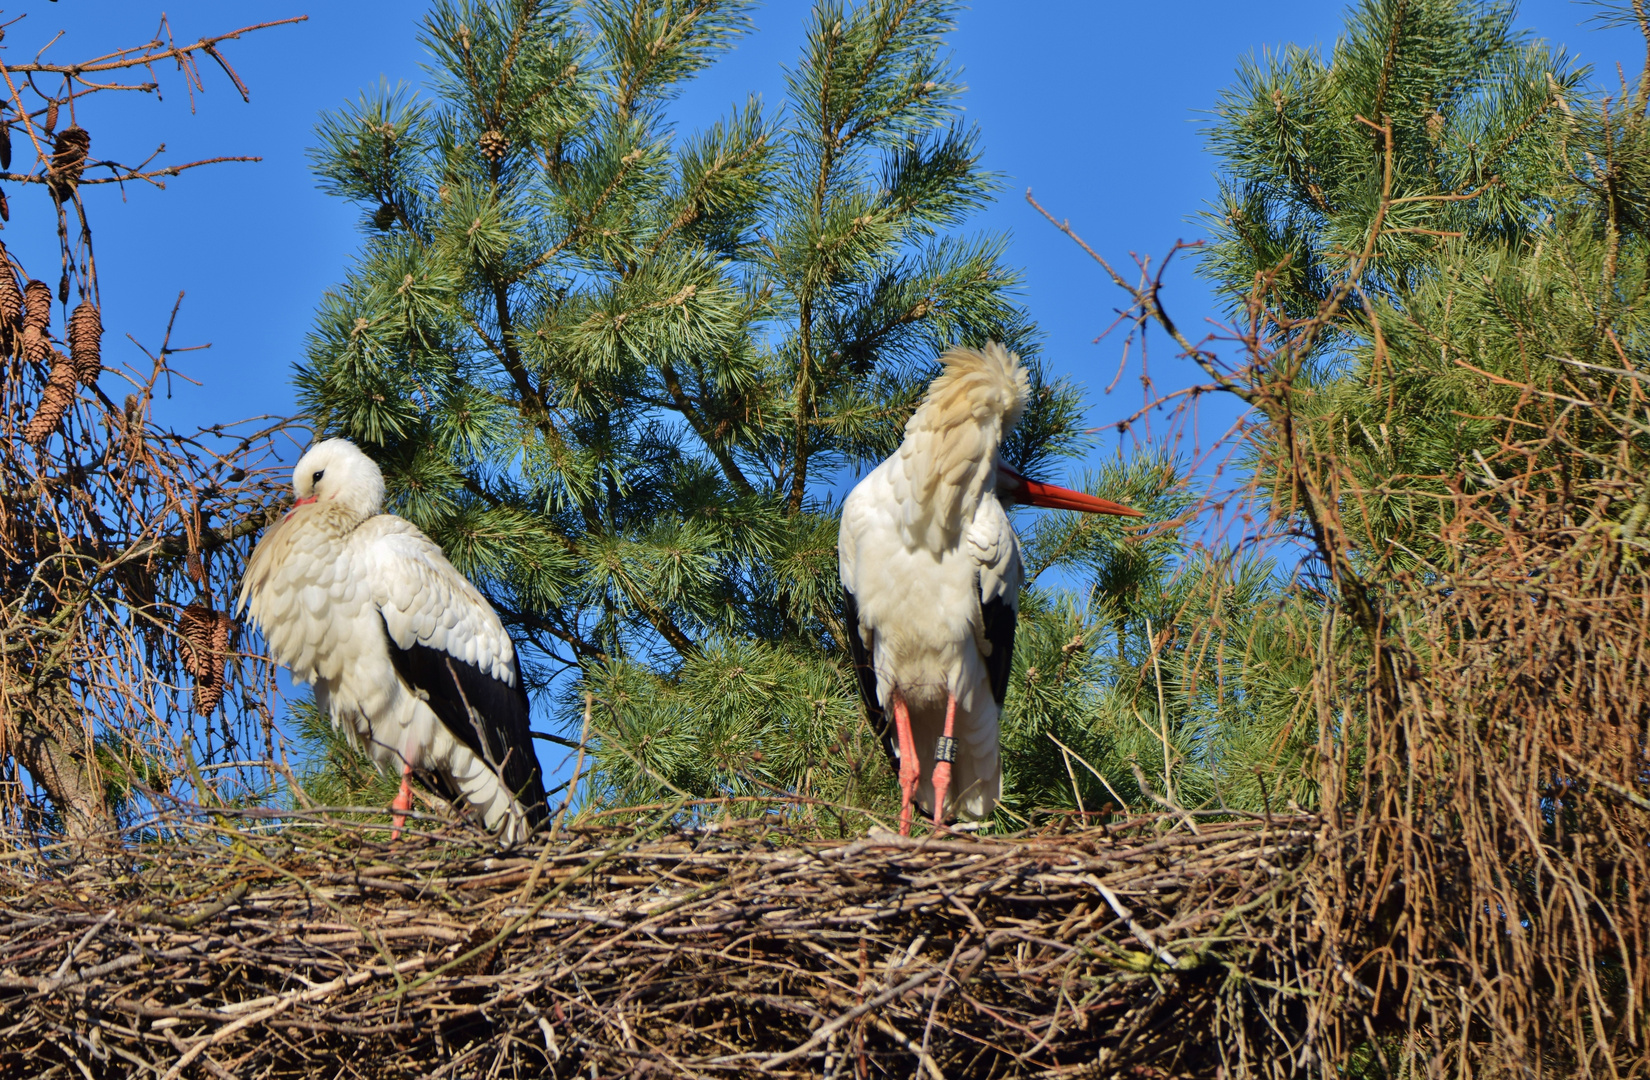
68, 301, 100, 384
180, 604, 232, 715
49, 126, 89, 200
24, 352, 75, 446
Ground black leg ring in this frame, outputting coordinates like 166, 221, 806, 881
934, 736, 956, 764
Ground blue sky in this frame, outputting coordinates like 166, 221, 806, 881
9, 1, 1640, 463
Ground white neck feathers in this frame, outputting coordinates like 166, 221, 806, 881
891, 342, 1030, 551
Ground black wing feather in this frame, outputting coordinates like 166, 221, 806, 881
981, 592, 1017, 706
382, 617, 548, 828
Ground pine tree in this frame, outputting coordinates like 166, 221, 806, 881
304, 0, 1327, 829
301, 0, 1084, 820
1198, 0, 1596, 569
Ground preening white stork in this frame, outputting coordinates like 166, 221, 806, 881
237, 439, 548, 843
838, 343, 1140, 835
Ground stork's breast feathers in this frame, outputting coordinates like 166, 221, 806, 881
239, 511, 517, 690
238, 525, 373, 685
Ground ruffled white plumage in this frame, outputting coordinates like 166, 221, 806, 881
839, 342, 1029, 822
237, 440, 539, 842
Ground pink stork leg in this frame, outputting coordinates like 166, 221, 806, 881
930, 693, 957, 829
892, 691, 920, 837
390, 761, 413, 840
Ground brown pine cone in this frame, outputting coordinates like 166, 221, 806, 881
478, 129, 508, 161
21, 326, 48, 365
23, 279, 50, 333
24, 353, 75, 446
0, 252, 21, 334
49, 126, 89, 200
180, 604, 232, 714
68, 302, 100, 384
22, 280, 51, 364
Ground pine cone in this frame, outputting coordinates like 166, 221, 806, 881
68, 302, 100, 384
43, 99, 58, 135
478, 129, 508, 161
23, 279, 50, 333
0, 251, 22, 334
24, 353, 75, 446
49, 126, 88, 200
21, 326, 48, 365
372, 203, 397, 230
21, 280, 51, 364
180, 604, 232, 715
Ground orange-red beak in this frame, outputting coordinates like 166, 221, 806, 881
283, 494, 319, 519
997, 465, 1142, 517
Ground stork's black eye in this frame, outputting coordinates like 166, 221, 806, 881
312, 470, 325, 485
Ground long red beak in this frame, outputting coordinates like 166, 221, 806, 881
998, 465, 1142, 517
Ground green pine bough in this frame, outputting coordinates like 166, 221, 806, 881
298, 0, 1315, 829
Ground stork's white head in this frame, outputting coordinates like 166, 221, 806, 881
290, 438, 385, 523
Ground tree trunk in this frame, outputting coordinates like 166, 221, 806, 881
11, 688, 109, 844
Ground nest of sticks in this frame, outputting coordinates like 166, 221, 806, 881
0, 810, 1324, 1079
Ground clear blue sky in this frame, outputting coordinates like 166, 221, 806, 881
8, 0, 1640, 462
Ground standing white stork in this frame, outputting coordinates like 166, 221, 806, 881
237, 439, 548, 843
838, 343, 1141, 835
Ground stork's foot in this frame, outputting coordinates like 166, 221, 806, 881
390, 763, 413, 841
930, 758, 952, 829
893, 693, 919, 837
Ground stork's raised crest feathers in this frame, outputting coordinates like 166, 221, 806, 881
890, 342, 1030, 552
238, 439, 548, 843
840, 343, 1140, 834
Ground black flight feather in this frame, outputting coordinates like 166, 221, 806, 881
980, 591, 1017, 707
381, 617, 549, 829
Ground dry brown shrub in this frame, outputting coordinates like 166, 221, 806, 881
0, 13, 304, 843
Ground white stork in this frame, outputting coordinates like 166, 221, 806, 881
237, 439, 548, 843
838, 343, 1140, 835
